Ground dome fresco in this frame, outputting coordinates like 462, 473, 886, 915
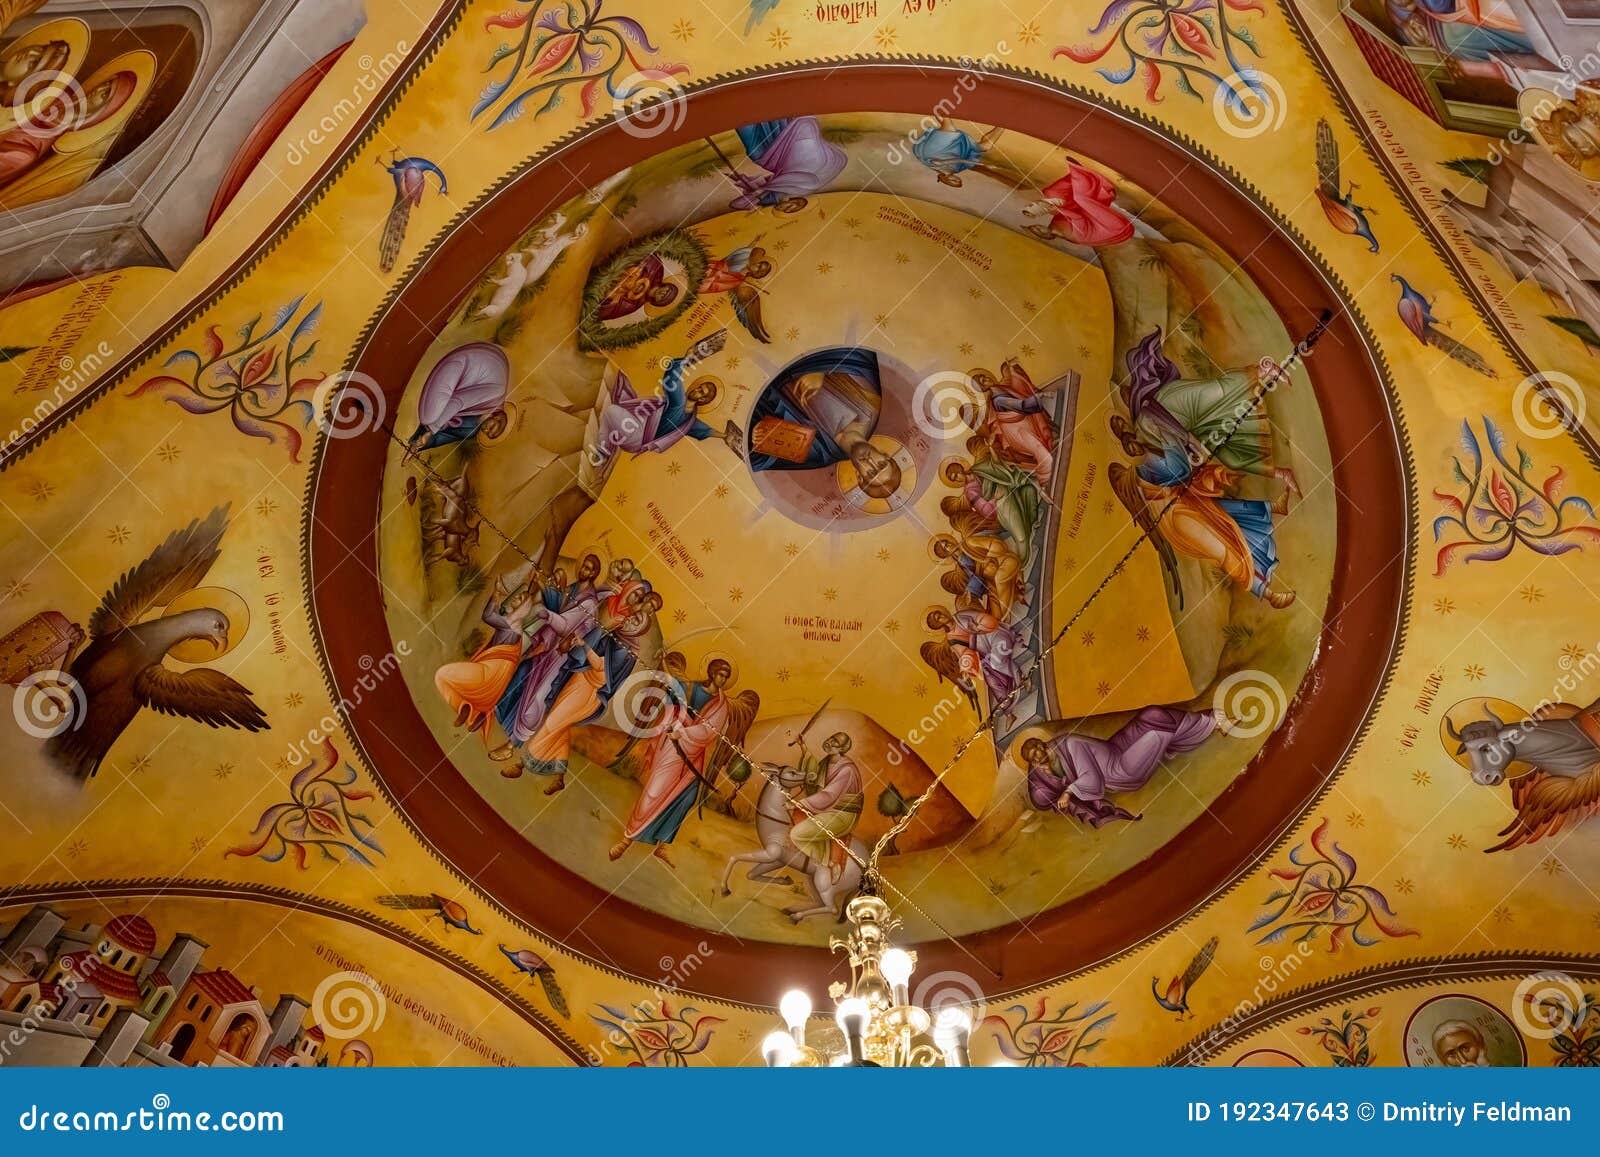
0, 0, 1597, 1069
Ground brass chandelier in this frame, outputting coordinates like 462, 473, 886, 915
761, 892, 975, 1068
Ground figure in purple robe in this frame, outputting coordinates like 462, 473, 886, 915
589, 332, 736, 467
730, 117, 847, 212
1020, 706, 1217, 827
407, 342, 511, 456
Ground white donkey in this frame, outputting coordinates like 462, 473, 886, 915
720, 762, 864, 923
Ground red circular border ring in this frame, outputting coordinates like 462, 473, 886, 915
306, 64, 1410, 1004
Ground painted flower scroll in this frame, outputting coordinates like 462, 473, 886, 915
472, 0, 688, 129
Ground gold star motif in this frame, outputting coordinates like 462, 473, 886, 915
614, 491, 629, 507
23, 478, 53, 502
714, 483, 730, 499
127, 753, 152, 775
968, 287, 984, 300
190, 836, 208, 853
1345, 810, 1365, 828
729, 586, 743, 603
876, 548, 891, 562
895, 252, 911, 265
1433, 596, 1455, 615
767, 26, 791, 50
1393, 876, 1415, 894
823, 588, 838, 601
873, 313, 890, 327
1561, 643, 1589, 665
874, 25, 898, 50
1135, 625, 1151, 642
958, 342, 975, 356
1022, 301, 1038, 313
776, 667, 791, 682
666, 460, 683, 476
106, 524, 130, 544
256, 497, 278, 518
673, 608, 688, 624
213, 762, 235, 781
1520, 584, 1544, 604
843, 217, 862, 229
1095, 680, 1111, 697
1447, 833, 1468, 850
157, 442, 181, 463
784, 542, 800, 557
817, 262, 833, 275
912, 682, 927, 697
701, 538, 716, 553
65, 838, 88, 859
726, 355, 742, 369
848, 673, 865, 688
1463, 663, 1485, 681
786, 327, 800, 341
1541, 856, 1564, 876
672, 17, 695, 40
1412, 768, 1431, 786
1492, 905, 1513, 925
284, 692, 304, 708
1081, 631, 1095, 646
883, 619, 899, 634
3, 579, 32, 602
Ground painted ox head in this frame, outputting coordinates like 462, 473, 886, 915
1445, 705, 1519, 786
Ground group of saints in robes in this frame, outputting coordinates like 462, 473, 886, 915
432, 556, 867, 872
921, 357, 1066, 727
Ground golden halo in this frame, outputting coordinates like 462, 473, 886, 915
927, 531, 961, 563
699, 649, 738, 688
688, 375, 723, 414
1519, 86, 1600, 182
478, 401, 518, 446
939, 457, 971, 487
158, 587, 251, 663
1008, 726, 1053, 767
835, 435, 914, 512
1439, 697, 1533, 776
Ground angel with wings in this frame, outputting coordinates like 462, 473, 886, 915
698, 243, 774, 343
611, 656, 759, 867
43, 506, 268, 781
1443, 697, 1600, 852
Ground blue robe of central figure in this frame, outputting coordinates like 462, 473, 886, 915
912, 127, 983, 175
747, 347, 882, 472
1139, 443, 1281, 597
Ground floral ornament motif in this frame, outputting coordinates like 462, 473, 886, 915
982, 995, 1116, 1067
1432, 417, 1598, 577
1056, 0, 1267, 109
1531, 989, 1600, 1067
589, 998, 722, 1066
1298, 1006, 1381, 1066
473, 0, 688, 130
1250, 819, 1417, 951
226, 739, 383, 868
129, 297, 324, 462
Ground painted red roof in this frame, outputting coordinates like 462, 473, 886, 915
267, 1045, 293, 1063
58, 951, 143, 1003
304, 1025, 325, 1043
103, 915, 157, 955
188, 969, 258, 1008
36, 982, 63, 1006
145, 971, 172, 990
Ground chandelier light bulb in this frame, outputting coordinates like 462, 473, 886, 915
761, 1030, 797, 1068
879, 948, 913, 991
935, 1006, 973, 1067
834, 996, 870, 1034
779, 988, 813, 1035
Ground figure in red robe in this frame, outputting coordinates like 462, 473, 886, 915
1024, 162, 1135, 247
